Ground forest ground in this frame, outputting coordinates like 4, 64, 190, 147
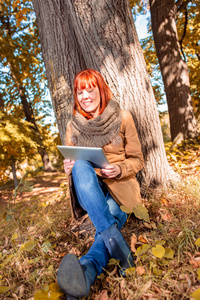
0, 139, 200, 300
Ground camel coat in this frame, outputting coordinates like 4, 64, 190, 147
66, 110, 144, 220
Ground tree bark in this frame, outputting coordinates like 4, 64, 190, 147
32, 0, 177, 191
149, 0, 198, 143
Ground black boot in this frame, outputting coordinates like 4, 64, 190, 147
57, 254, 96, 299
108, 237, 135, 276
100, 224, 135, 276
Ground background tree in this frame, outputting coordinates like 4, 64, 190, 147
0, 110, 38, 186
32, 0, 177, 192
130, 0, 199, 143
0, 0, 54, 171
150, 0, 198, 143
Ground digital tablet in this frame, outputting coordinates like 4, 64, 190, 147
57, 145, 109, 168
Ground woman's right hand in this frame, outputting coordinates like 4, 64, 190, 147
63, 159, 75, 175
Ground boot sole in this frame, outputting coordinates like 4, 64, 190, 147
57, 253, 87, 298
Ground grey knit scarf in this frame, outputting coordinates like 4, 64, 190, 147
70, 99, 122, 147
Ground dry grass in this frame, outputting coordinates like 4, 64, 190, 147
0, 142, 200, 300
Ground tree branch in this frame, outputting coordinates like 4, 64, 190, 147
176, 0, 192, 12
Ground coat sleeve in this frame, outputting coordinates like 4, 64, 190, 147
116, 111, 144, 179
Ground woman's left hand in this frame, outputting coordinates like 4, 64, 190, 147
100, 164, 121, 178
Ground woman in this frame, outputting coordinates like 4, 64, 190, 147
57, 69, 144, 299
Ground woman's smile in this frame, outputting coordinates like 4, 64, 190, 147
77, 85, 101, 118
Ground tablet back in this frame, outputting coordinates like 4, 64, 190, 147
57, 146, 109, 168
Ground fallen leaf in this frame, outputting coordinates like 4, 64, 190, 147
136, 266, 145, 275
161, 213, 173, 221
138, 235, 148, 244
190, 288, 200, 300
153, 267, 163, 276
120, 205, 133, 214
34, 290, 63, 300
152, 245, 165, 259
189, 258, 200, 269
100, 289, 109, 300
163, 248, 174, 259
11, 233, 19, 240
125, 267, 136, 275
195, 238, 200, 247
136, 244, 151, 256
0, 286, 10, 293
131, 233, 137, 252
132, 205, 150, 223
160, 198, 169, 205
20, 240, 36, 251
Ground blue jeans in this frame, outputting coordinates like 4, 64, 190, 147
72, 160, 127, 275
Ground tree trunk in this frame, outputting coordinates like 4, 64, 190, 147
8, 63, 54, 172
11, 162, 19, 188
32, 0, 177, 191
2, 11, 55, 173
18, 85, 55, 172
149, 0, 198, 143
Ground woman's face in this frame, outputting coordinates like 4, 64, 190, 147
77, 84, 101, 118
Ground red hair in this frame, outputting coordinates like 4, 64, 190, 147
73, 69, 113, 119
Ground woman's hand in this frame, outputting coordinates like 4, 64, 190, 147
100, 164, 121, 178
63, 159, 75, 175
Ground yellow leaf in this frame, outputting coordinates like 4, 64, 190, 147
153, 267, 163, 276
34, 290, 63, 300
4, 255, 14, 265
49, 282, 62, 292
97, 273, 105, 280
120, 205, 133, 214
155, 240, 166, 246
125, 266, 136, 275
136, 244, 151, 256
0, 286, 10, 293
163, 248, 174, 259
132, 205, 150, 222
152, 245, 165, 259
11, 232, 19, 240
190, 288, 200, 300
108, 258, 119, 265
195, 239, 200, 247
20, 240, 36, 251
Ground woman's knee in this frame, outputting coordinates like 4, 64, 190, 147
72, 160, 94, 176
72, 160, 97, 188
